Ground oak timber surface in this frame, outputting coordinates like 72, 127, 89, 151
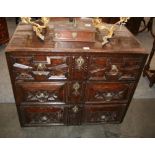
6, 23, 146, 54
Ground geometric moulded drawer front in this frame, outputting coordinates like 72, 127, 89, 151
15, 82, 67, 105
11, 55, 69, 81
85, 82, 134, 104
19, 105, 67, 126
84, 104, 126, 123
89, 56, 143, 81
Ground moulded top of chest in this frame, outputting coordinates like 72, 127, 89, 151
5, 21, 147, 54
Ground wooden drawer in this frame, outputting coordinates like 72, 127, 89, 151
10, 55, 70, 81
85, 82, 134, 104
88, 55, 143, 81
15, 82, 67, 105
52, 21, 95, 42
84, 104, 126, 123
53, 30, 95, 42
19, 105, 67, 126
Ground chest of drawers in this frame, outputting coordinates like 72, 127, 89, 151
5, 21, 148, 127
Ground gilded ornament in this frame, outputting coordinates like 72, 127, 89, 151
21, 17, 49, 41
92, 17, 130, 46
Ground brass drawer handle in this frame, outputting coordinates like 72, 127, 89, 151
37, 63, 46, 71
105, 64, 122, 80
73, 82, 80, 96
109, 65, 119, 75
72, 105, 79, 113
104, 92, 113, 101
75, 56, 84, 70
32, 63, 47, 76
101, 115, 106, 120
36, 91, 48, 98
95, 92, 113, 101
40, 116, 48, 122
95, 90, 125, 101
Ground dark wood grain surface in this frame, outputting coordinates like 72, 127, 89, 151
6, 22, 146, 53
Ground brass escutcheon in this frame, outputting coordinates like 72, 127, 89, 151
110, 64, 119, 75
72, 32, 77, 39
72, 105, 79, 113
73, 82, 80, 96
75, 56, 84, 70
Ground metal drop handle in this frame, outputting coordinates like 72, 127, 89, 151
37, 63, 46, 71
36, 91, 49, 102
104, 92, 113, 101
32, 62, 48, 76
40, 116, 48, 122
101, 115, 106, 120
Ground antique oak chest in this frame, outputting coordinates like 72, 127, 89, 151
5, 20, 148, 127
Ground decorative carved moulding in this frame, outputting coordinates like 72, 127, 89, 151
26, 90, 58, 103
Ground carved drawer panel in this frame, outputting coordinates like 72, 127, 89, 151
15, 82, 67, 104
19, 105, 67, 126
10, 55, 69, 81
89, 56, 143, 81
84, 104, 126, 123
85, 82, 134, 104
